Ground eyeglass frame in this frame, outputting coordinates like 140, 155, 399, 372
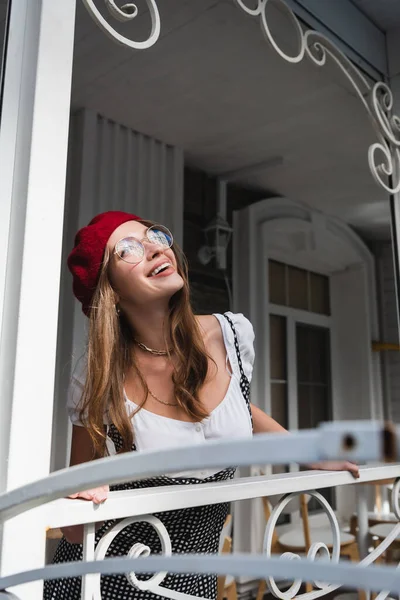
113, 224, 174, 264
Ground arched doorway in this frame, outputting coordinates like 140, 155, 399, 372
232, 196, 382, 561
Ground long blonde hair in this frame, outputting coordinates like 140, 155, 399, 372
78, 221, 211, 458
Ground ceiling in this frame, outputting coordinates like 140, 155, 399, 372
70, 0, 390, 240
350, 0, 400, 31
0, 0, 393, 240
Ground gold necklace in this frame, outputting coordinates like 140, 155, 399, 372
148, 388, 178, 407
134, 339, 173, 356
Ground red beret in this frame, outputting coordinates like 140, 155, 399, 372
67, 211, 141, 316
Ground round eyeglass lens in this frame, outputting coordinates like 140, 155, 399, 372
116, 237, 144, 263
147, 225, 173, 248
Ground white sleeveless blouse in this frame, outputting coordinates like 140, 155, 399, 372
67, 312, 255, 478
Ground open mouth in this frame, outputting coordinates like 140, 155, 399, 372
149, 262, 173, 277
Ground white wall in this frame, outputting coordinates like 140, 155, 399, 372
330, 265, 376, 422
51, 108, 184, 472
330, 264, 376, 518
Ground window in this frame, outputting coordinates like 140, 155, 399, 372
269, 260, 330, 315
296, 323, 333, 509
270, 314, 288, 429
269, 260, 334, 512
297, 324, 331, 430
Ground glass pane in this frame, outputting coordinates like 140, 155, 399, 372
298, 384, 331, 429
270, 314, 286, 380
297, 384, 312, 429
308, 327, 330, 384
310, 385, 330, 426
288, 266, 308, 310
297, 324, 331, 429
269, 260, 286, 305
310, 272, 330, 315
271, 382, 288, 428
296, 324, 330, 384
296, 324, 310, 383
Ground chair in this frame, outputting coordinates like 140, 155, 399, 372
256, 493, 361, 600
369, 523, 400, 564
350, 479, 397, 538
217, 514, 238, 600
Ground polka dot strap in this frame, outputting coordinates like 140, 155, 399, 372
222, 313, 253, 427
108, 423, 136, 452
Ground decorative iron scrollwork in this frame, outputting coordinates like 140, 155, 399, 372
81, 0, 161, 49
80, 0, 400, 193
233, 0, 400, 194
263, 491, 341, 599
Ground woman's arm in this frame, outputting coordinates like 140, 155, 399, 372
250, 403, 359, 478
251, 403, 287, 434
68, 425, 109, 501
61, 425, 109, 543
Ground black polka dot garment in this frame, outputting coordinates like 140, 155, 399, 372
44, 314, 252, 600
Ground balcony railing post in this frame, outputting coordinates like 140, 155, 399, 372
356, 485, 370, 559
82, 522, 96, 600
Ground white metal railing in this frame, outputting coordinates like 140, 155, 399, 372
2, 422, 400, 599
41, 464, 400, 600
42, 464, 400, 529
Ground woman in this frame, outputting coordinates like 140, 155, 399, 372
44, 210, 358, 600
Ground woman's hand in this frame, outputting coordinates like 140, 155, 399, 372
61, 485, 109, 544
248, 407, 360, 479
67, 484, 109, 503
309, 461, 360, 478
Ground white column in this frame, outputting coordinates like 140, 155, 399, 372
0, 0, 76, 597
50, 109, 99, 472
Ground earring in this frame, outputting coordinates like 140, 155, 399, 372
115, 304, 121, 317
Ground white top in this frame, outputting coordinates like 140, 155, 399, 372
67, 312, 255, 478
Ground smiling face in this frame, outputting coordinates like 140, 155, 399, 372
106, 220, 184, 309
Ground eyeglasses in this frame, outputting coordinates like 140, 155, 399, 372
114, 224, 173, 264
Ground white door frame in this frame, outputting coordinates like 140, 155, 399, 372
268, 303, 332, 431
0, 0, 76, 596
232, 196, 382, 561
233, 197, 381, 418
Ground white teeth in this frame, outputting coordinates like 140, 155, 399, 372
150, 262, 171, 277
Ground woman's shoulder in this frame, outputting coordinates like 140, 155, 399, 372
196, 314, 222, 345
196, 312, 254, 344
197, 313, 255, 380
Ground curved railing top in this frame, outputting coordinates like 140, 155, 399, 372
0, 421, 397, 524
42, 463, 400, 529
2, 554, 400, 599
1, 423, 400, 599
